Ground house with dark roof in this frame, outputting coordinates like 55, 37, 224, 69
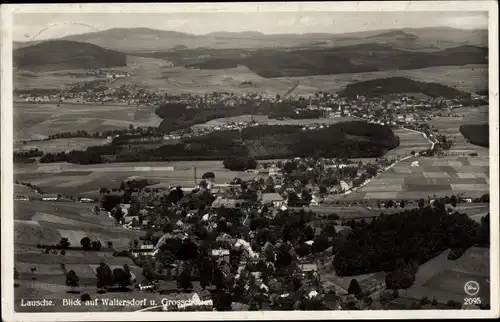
261, 193, 285, 208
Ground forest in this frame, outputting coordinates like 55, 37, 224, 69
459, 124, 489, 148
333, 201, 489, 276
38, 122, 399, 164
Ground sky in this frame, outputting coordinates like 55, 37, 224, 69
13, 11, 488, 42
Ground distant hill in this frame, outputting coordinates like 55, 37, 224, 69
205, 31, 266, 38
179, 44, 487, 78
338, 77, 468, 98
14, 26, 488, 52
14, 40, 126, 71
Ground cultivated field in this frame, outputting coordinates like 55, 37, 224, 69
284, 64, 488, 96
403, 247, 490, 304
429, 105, 489, 156
117, 63, 488, 97
192, 114, 357, 130
14, 69, 102, 90
341, 156, 489, 201
15, 59, 487, 99
14, 161, 264, 197
14, 102, 162, 141
385, 128, 431, 159
13, 200, 151, 312
15, 137, 110, 153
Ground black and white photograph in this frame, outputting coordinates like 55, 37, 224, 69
1, 2, 498, 320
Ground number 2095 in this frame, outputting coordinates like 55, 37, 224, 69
464, 297, 481, 305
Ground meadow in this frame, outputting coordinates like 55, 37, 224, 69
102, 63, 489, 98
15, 55, 487, 98
15, 137, 110, 153
403, 247, 490, 304
385, 128, 431, 159
13, 200, 152, 312
192, 115, 357, 130
14, 160, 263, 197
429, 105, 489, 156
342, 155, 489, 201
14, 102, 162, 141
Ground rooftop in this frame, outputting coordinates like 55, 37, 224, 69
261, 193, 284, 203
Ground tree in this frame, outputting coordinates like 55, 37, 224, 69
202, 172, 215, 180
107, 241, 113, 248
366, 166, 378, 177
384, 200, 395, 208
81, 293, 91, 303
96, 262, 114, 292
113, 267, 132, 290
450, 195, 458, 207
304, 226, 315, 241
65, 270, 80, 292
80, 237, 92, 250
302, 190, 312, 203
177, 267, 193, 292
91, 240, 102, 251
133, 239, 139, 248
347, 279, 362, 295
59, 237, 70, 249
418, 198, 425, 208
399, 200, 406, 208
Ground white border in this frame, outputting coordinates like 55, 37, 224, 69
1, 1, 499, 321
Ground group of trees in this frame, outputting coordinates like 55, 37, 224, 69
36, 120, 400, 165
13, 148, 43, 163
80, 237, 103, 251
96, 262, 132, 292
339, 77, 469, 99
223, 157, 258, 171
333, 204, 487, 276
459, 124, 489, 148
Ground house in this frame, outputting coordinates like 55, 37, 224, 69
113, 203, 131, 216
131, 245, 155, 257
269, 166, 282, 177
79, 197, 95, 203
124, 216, 140, 225
211, 248, 230, 262
211, 197, 242, 209
261, 193, 285, 208
41, 193, 58, 201
300, 263, 318, 273
309, 195, 322, 206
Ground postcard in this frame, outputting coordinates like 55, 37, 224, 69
1, 1, 498, 321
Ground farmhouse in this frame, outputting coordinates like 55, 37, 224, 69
79, 197, 95, 203
41, 193, 59, 201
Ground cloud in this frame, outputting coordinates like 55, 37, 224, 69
443, 13, 488, 29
